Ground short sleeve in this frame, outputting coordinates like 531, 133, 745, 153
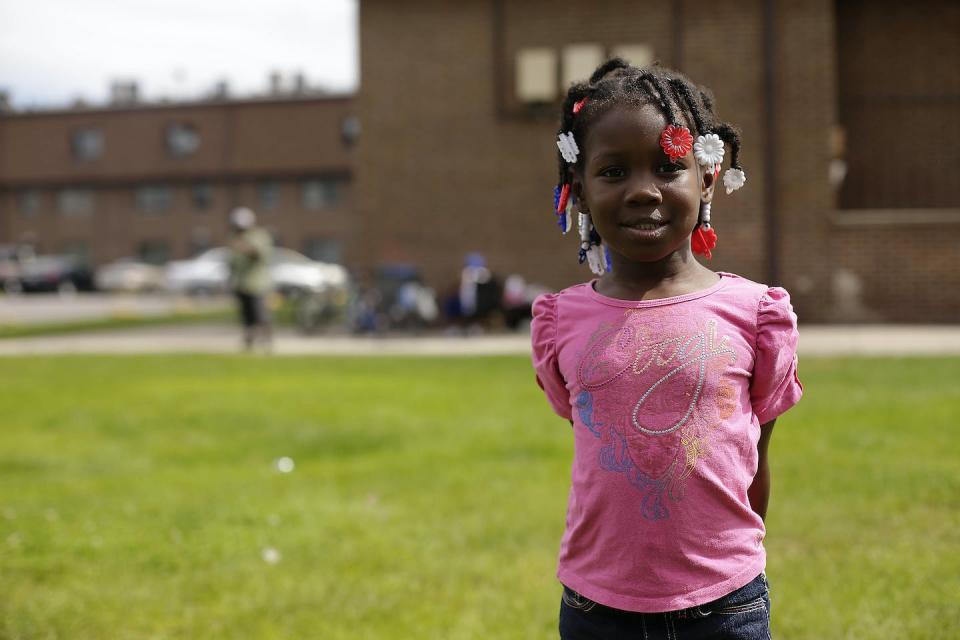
750, 287, 803, 424
530, 293, 572, 420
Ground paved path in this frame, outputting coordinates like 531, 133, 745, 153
0, 293, 229, 325
1, 323, 959, 356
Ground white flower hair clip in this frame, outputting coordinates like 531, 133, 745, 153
693, 133, 725, 168
723, 168, 746, 194
557, 132, 580, 164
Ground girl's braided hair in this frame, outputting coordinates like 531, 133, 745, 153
556, 58, 743, 190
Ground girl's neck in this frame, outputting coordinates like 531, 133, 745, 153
595, 248, 718, 301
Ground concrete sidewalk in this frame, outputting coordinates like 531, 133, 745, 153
1, 323, 959, 356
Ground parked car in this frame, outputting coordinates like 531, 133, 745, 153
165, 247, 349, 297
95, 258, 165, 293
165, 248, 230, 295
0, 244, 28, 293
270, 248, 349, 296
17, 254, 95, 293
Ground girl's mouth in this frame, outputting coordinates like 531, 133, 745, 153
624, 222, 668, 231
620, 219, 670, 239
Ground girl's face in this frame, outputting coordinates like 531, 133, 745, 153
574, 103, 714, 265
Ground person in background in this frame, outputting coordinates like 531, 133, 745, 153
227, 207, 273, 351
458, 252, 501, 333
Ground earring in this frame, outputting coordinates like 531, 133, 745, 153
578, 211, 592, 264
577, 211, 608, 276
691, 201, 718, 259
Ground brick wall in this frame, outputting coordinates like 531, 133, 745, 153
0, 98, 356, 264
356, 0, 958, 322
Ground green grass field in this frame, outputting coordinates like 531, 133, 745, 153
2, 355, 958, 639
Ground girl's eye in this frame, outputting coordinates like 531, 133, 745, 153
599, 167, 626, 178
657, 163, 684, 174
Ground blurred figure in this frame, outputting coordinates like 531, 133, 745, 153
458, 252, 501, 333
227, 207, 273, 351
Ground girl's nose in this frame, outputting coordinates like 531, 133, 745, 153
624, 174, 662, 206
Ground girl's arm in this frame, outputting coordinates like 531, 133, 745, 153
748, 420, 776, 521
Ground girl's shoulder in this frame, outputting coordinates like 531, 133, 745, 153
717, 274, 800, 351
714, 271, 772, 296
716, 272, 795, 312
531, 282, 594, 318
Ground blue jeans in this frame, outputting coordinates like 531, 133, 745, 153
559, 573, 771, 640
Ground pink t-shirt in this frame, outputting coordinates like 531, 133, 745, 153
531, 272, 802, 612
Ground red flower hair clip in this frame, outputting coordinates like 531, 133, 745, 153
659, 124, 693, 163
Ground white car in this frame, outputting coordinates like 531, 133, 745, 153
165, 248, 230, 295
95, 258, 166, 293
165, 247, 348, 296
270, 248, 348, 296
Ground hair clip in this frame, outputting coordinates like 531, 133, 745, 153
557, 132, 580, 164
659, 125, 693, 163
563, 194, 574, 234
693, 133, 725, 168
723, 168, 746, 194
555, 183, 570, 214
553, 184, 573, 234
572, 98, 588, 114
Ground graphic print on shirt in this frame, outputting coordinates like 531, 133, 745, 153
576, 308, 738, 520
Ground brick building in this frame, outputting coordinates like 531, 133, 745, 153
354, 0, 959, 322
0, 94, 356, 267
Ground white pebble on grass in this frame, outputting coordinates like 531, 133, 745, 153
262, 547, 282, 565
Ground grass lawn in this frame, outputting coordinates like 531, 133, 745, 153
1, 355, 958, 639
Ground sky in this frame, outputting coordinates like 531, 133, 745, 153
0, 0, 358, 108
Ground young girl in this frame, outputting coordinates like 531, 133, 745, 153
532, 59, 802, 639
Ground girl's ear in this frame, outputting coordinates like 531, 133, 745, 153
700, 165, 717, 203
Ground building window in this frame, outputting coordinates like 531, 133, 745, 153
190, 227, 212, 256
71, 128, 104, 162
302, 178, 342, 209
138, 240, 170, 265
837, 0, 958, 209
303, 238, 342, 264
562, 44, 605, 88
341, 115, 361, 148
192, 183, 213, 210
515, 48, 558, 103
60, 240, 90, 264
610, 44, 654, 68
58, 189, 94, 216
510, 44, 654, 112
258, 181, 281, 209
18, 190, 41, 216
166, 122, 200, 157
136, 185, 173, 213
